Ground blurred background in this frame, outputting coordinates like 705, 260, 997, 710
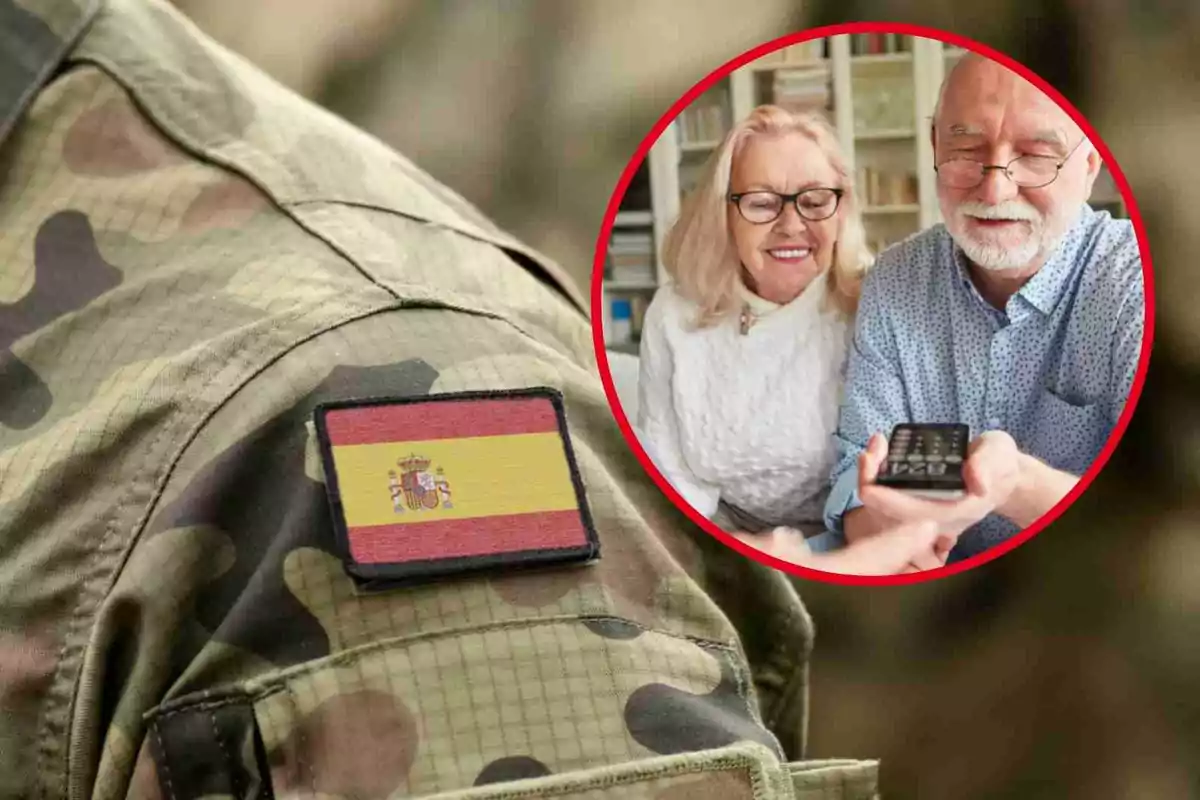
169, 1, 1196, 796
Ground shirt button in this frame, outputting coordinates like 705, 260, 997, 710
987, 418, 1001, 429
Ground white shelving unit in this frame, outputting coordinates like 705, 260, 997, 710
599, 36, 1123, 348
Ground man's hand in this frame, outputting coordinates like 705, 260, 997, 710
732, 520, 944, 576
995, 451, 1080, 528
856, 429, 1022, 534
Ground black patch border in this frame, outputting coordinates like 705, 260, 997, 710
314, 387, 600, 590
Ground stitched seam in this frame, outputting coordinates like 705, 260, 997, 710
435, 758, 758, 799
150, 697, 249, 724
151, 722, 176, 800
209, 708, 235, 795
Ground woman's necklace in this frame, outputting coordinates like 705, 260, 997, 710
739, 303, 758, 336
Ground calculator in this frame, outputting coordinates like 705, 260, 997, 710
874, 423, 969, 499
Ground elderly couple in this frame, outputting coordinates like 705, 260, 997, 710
636, 52, 1145, 575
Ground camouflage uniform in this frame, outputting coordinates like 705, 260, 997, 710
0, 1, 879, 797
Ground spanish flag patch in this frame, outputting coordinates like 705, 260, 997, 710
314, 388, 599, 588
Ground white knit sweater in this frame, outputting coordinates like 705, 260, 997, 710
635, 272, 851, 528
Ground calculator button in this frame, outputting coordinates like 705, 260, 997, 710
925, 453, 943, 462
909, 463, 927, 475
906, 454, 925, 463
928, 463, 947, 476
945, 454, 963, 464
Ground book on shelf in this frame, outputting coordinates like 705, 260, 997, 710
856, 166, 919, 207
608, 251, 654, 266
757, 39, 827, 65
608, 260, 655, 281
609, 230, 654, 252
614, 209, 653, 227
678, 83, 731, 146
605, 293, 653, 347
850, 33, 910, 56
772, 66, 831, 114
679, 101, 727, 146
607, 229, 656, 283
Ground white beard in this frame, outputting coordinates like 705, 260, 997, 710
948, 200, 1045, 272
957, 229, 1042, 271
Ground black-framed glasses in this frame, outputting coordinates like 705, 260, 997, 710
934, 137, 1088, 190
729, 188, 844, 224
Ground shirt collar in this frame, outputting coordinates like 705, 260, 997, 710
948, 203, 1095, 317
0, 0, 100, 147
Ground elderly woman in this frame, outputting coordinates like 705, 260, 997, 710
636, 105, 942, 573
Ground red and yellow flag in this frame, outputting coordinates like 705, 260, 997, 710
318, 392, 596, 574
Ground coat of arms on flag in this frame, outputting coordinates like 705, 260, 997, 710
389, 455, 453, 512
314, 387, 599, 588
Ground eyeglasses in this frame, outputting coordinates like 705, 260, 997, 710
729, 188, 844, 224
934, 137, 1087, 190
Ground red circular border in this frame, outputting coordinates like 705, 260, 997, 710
590, 22, 1156, 586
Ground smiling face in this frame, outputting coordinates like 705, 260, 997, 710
727, 131, 841, 304
934, 55, 1100, 276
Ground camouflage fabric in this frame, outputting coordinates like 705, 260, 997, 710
0, 1, 878, 798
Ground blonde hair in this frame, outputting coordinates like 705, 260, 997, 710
662, 105, 872, 327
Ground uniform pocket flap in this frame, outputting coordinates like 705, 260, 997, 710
419, 742, 792, 799
788, 759, 880, 800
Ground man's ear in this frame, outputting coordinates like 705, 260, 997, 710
1082, 140, 1102, 197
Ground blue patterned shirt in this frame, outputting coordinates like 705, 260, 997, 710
823, 204, 1145, 559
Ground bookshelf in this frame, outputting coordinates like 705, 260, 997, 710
600, 35, 1125, 348
600, 148, 675, 353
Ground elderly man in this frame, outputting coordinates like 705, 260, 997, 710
823, 52, 1146, 562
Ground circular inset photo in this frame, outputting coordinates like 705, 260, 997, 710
592, 24, 1153, 584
